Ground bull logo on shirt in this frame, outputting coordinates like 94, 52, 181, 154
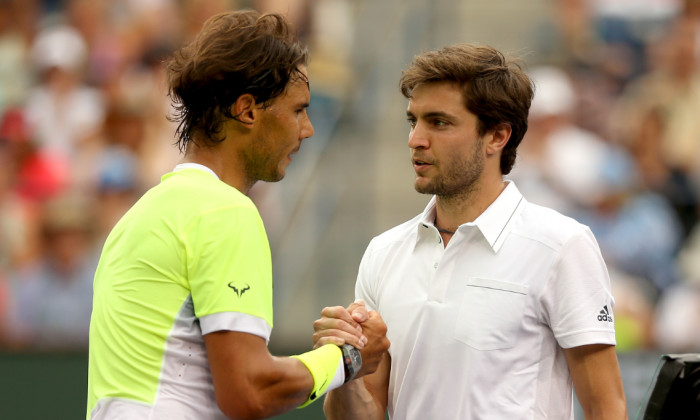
228, 282, 250, 297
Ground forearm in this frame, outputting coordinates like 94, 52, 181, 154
324, 379, 385, 420
578, 377, 627, 420
581, 399, 628, 420
241, 356, 316, 418
235, 346, 345, 418
313, 304, 391, 420
566, 345, 628, 420
206, 333, 344, 419
208, 354, 314, 419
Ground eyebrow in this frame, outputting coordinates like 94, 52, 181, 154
294, 68, 310, 90
406, 110, 457, 120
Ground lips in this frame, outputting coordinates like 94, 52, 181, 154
412, 157, 433, 174
412, 156, 432, 166
288, 145, 301, 159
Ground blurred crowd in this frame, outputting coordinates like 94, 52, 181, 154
0, 0, 699, 355
0, 0, 355, 350
513, 0, 700, 353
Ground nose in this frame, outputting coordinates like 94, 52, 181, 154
300, 112, 314, 140
407, 122, 428, 150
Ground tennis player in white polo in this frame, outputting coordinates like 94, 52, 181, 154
313, 43, 627, 420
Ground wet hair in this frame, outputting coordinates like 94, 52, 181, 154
400, 43, 534, 174
166, 10, 308, 152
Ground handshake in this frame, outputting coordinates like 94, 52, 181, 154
311, 300, 391, 380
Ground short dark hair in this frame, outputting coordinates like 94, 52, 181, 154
399, 43, 534, 174
166, 10, 309, 152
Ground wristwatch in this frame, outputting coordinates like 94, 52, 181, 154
340, 344, 362, 383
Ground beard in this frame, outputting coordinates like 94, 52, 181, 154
242, 139, 286, 183
414, 138, 484, 199
251, 160, 284, 183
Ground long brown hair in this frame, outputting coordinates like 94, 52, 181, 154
167, 10, 308, 152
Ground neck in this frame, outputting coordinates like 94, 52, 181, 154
434, 178, 507, 232
182, 140, 253, 194
434, 224, 456, 235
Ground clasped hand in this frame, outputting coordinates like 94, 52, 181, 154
312, 300, 390, 379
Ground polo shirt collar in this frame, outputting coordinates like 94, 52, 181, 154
417, 181, 526, 253
173, 163, 220, 179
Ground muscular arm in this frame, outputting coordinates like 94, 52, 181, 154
313, 301, 391, 420
324, 351, 390, 420
565, 344, 628, 420
204, 331, 316, 419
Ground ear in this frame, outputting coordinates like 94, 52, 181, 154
232, 94, 256, 126
485, 123, 512, 156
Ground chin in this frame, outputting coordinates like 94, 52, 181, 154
267, 170, 286, 183
414, 186, 434, 195
414, 180, 433, 195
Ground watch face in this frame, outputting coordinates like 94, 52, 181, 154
341, 344, 362, 382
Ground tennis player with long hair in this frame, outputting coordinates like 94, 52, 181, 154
86, 10, 389, 420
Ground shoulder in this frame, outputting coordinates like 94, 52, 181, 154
119, 170, 261, 239
365, 214, 423, 254
158, 169, 256, 211
513, 201, 592, 251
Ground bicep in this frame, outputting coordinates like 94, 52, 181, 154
565, 344, 627, 419
204, 331, 273, 400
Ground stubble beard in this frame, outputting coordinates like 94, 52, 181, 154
243, 129, 289, 183
414, 139, 485, 201
242, 147, 285, 185
254, 163, 284, 183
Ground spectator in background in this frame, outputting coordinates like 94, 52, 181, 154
93, 143, 141, 240
24, 24, 105, 192
511, 65, 596, 215
654, 224, 700, 351
26, 23, 104, 154
532, 0, 645, 141
0, 109, 42, 267
590, 0, 681, 82
106, 48, 181, 191
612, 14, 700, 239
0, 115, 30, 347
3, 190, 98, 350
534, 0, 604, 69
0, 0, 33, 113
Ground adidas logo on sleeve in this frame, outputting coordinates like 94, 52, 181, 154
597, 305, 613, 323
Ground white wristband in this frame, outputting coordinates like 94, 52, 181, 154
327, 356, 346, 392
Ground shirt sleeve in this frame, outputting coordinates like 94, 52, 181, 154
541, 227, 617, 348
355, 238, 379, 312
185, 204, 273, 334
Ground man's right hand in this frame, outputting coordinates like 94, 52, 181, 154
355, 309, 390, 378
319, 301, 391, 420
313, 300, 390, 379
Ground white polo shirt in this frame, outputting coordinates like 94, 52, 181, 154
356, 181, 616, 420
